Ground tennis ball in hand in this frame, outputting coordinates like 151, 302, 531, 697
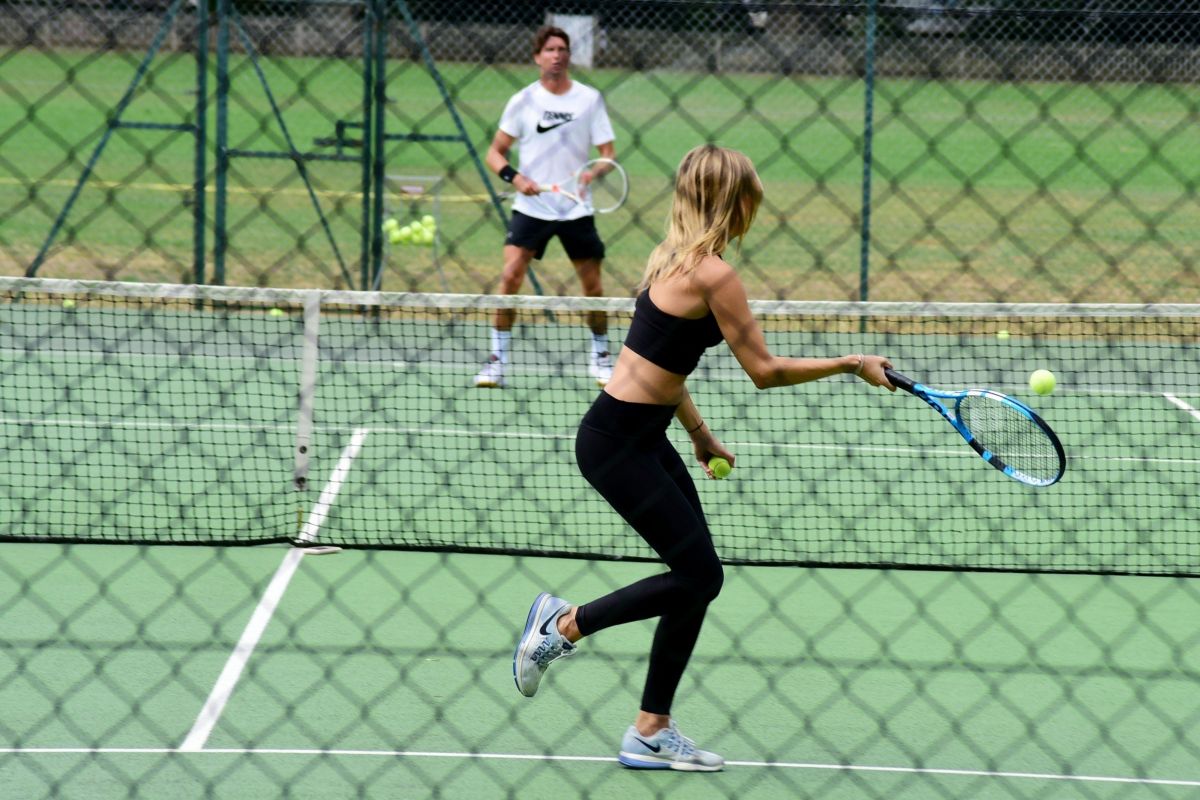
1030, 369, 1056, 395
708, 457, 732, 479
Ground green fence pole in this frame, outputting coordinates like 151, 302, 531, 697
361, 0, 377, 292
213, 0, 230, 286
859, 0, 878, 304
371, 0, 389, 290
193, 0, 209, 286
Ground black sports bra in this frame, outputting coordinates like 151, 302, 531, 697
622, 290, 724, 376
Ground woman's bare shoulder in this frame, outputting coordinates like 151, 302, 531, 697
691, 254, 743, 299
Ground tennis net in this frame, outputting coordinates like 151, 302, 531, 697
1, 277, 1196, 575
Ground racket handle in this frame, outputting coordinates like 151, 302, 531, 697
543, 185, 581, 203
883, 368, 915, 392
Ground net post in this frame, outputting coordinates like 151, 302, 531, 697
293, 292, 321, 525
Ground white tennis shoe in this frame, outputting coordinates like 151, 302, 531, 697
618, 721, 724, 772
513, 592, 575, 697
473, 355, 505, 388
589, 351, 613, 386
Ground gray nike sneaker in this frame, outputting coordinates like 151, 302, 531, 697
618, 721, 724, 772
513, 592, 575, 697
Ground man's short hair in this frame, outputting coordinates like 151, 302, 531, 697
532, 25, 570, 55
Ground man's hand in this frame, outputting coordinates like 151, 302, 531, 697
513, 174, 540, 196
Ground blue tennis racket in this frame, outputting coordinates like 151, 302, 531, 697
886, 368, 1066, 487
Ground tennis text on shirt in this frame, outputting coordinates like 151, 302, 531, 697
498, 80, 615, 221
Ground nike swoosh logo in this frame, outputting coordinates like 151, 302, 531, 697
539, 614, 557, 636
536, 120, 571, 133
633, 737, 661, 753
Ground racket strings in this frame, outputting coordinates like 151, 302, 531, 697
960, 395, 1059, 481
574, 159, 628, 213
586, 170, 622, 208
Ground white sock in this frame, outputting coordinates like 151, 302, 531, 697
491, 329, 512, 364
591, 333, 609, 357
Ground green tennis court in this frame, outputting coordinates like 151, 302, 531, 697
1, 281, 1199, 797
3, 548, 1200, 799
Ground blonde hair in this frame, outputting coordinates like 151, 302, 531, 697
641, 144, 763, 289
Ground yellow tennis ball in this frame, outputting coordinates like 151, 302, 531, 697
61, 298, 76, 309
382, 217, 399, 232
420, 214, 436, 228
1030, 369, 1056, 395
268, 307, 285, 317
996, 329, 1010, 340
708, 457, 731, 479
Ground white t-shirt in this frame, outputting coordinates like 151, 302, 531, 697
498, 80, 615, 221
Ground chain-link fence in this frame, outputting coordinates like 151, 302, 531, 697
3, 2, 1200, 798
1, 277, 1199, 798
2, 1, 1198, 299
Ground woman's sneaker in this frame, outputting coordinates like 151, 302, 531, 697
513, 592, 575, 697
617, 721, 724, 772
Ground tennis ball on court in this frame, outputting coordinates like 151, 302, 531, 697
996, 329, 1010, 340
382, 217, 399, 232
708, 457, 732, 479
1030, 369, 1056, 395
61, 298, 76, 309
418, 227, 434, 245
420, 214, 436, 229
268, 307, 285, 317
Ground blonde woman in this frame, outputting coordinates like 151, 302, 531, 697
512, 145, 895, 771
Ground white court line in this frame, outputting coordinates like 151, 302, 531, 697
1164, 393, 1200, 423
4, 347, 1200, 398
3, 416, 1198, 466
297, 428, 368, 543
178, 427, 369, 752
5, 747, 1199, 788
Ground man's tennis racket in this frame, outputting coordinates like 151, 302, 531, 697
885, 368, 1066, 487
537, 158, 629, 213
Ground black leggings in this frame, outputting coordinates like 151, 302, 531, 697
574, 392, 724, 715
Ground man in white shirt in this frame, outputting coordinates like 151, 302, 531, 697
474, 25, 617, 389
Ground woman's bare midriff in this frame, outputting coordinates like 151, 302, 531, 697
603, 347, 688, 406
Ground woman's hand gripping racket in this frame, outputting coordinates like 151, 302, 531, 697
537, 158, 629, 213
885, 368, 1066, 487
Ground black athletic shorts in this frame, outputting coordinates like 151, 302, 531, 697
505, 210, 606, 261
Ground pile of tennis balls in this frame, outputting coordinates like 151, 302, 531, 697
383, 214, 437, 247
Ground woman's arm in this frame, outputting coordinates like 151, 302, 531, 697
694, 255, 894, 390
675, 386, 736, 478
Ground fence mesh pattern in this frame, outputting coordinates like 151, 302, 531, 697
2, 2, 1200, 798
2, 0, 1198, 299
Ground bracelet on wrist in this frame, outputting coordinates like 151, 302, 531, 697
499, 165, 518, 184
686, 421, 705, 434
